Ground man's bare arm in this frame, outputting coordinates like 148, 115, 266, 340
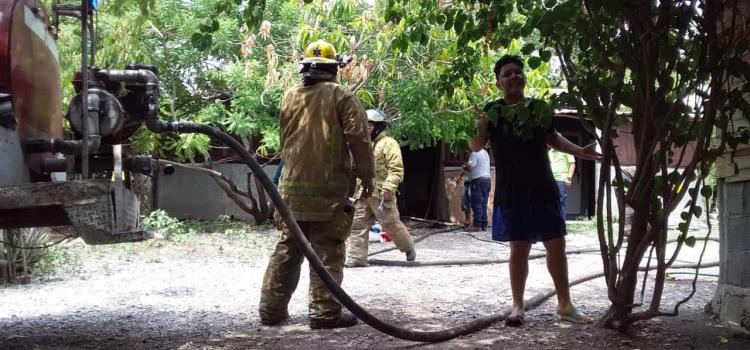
548, 132, 601, 161
471, 114, 490, 152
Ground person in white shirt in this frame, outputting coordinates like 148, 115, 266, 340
462, 139, 492, 231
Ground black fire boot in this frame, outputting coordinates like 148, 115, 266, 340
309, 312, 359, 329
405, 248, 416, 262
260, 309, 289, 326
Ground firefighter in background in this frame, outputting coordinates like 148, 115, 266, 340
259, 40, 375, 329
345, 109, 416, 267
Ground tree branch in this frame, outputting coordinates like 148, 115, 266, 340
154, 160, 268, 223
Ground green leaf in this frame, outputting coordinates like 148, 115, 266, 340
685, 236, 696, 247
521, 43, 535, 55
454, 11, 467, 34
444, 10, 455, 31
701, 185, 713, 199
436, 13, 446, 25
528, 56, 542, 69
518, 106, 531, 122
501, 106, 516, 122
540, 50, 552, 61
410, 28, 421, 43
520, 23, 535, 37
678, 222, 687, 233
356, 89, 376, 106
692, 205, 703, 218
680, 212, 689, 221
190, 32, 204, 45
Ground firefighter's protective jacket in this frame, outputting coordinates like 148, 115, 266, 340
371, 132, 404, 196
353, 131, 404, 199
278, 81, 375, 221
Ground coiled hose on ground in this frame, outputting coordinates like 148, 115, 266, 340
148, 120, 718, 343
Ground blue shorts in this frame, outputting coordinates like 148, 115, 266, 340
491, 201, 566, 243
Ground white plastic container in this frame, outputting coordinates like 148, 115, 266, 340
368, 222, 382, 242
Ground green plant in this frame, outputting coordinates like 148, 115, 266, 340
1, 228, 54, 283
33, 245, 83, 277
182, 215, 239, 234
566, 220, 598, 236
141, 210, 187, 241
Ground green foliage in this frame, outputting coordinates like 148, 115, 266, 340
141, 210, 186, 241
367, 1, 560, 151
49, 0, 559, 157
140, 211, 262, 243
483, 98, 553, 141
34, 245, 83, 277
684, 236, 697, 248
184, 215, 232, 233
1, 228, 54, 282
386, 79, 437, 149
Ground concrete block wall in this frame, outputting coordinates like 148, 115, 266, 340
156, 163, 278, 221
711, 180, 750, 330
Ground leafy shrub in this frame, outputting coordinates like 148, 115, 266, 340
33, 245, 83, 277
141, 210, 187, 241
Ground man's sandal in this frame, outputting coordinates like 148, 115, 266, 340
558, 309, 593, 324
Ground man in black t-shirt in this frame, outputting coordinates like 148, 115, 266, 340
472, 55, 601, 326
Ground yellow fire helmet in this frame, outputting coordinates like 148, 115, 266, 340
301, 40, 339, 65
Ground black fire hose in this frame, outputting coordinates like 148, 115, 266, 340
148, 121, 509, 342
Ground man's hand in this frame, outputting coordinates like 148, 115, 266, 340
472, 103, 489, 128
381, 190, 392, 200
361, 179, 375, 198
580, 143, 602, 161
470, 111, 489, 152
564, 178, 573, 188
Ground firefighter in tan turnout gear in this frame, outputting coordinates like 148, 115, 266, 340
345, 109, 416, 267
259, 40, 375, 329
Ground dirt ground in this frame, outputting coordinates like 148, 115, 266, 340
1, 220, 749, 350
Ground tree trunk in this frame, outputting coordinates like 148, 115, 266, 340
601, 204, 652, 331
